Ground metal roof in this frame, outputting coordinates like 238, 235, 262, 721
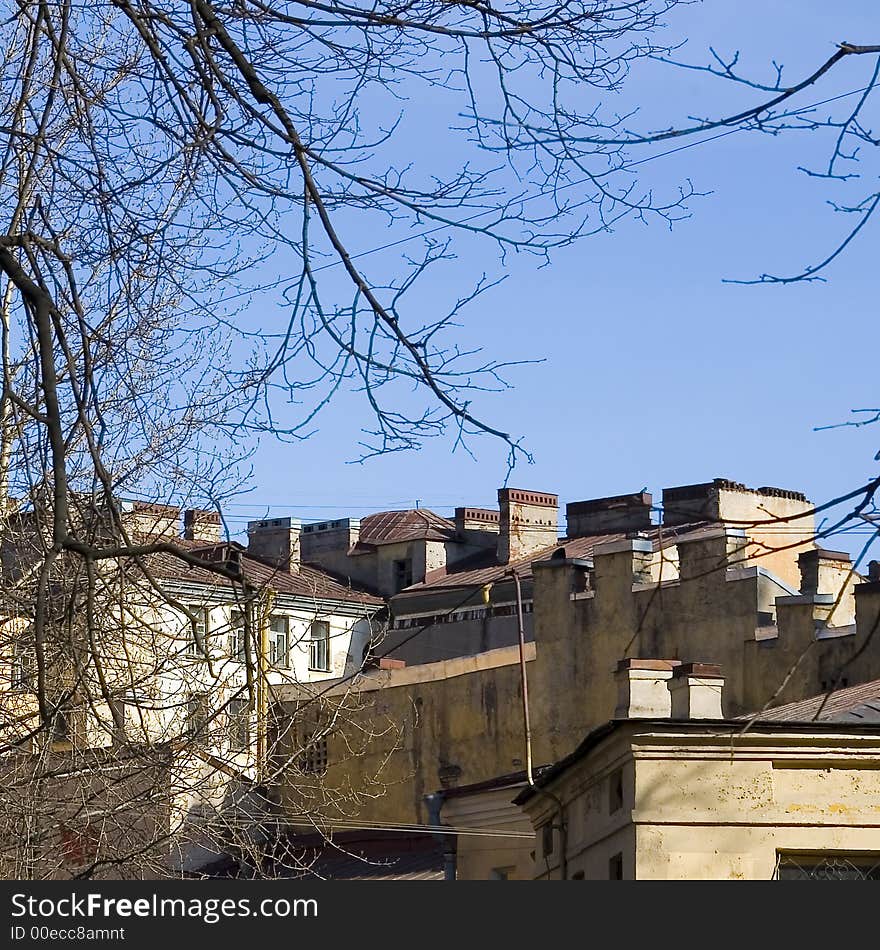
357, 508, 455, 546
744, 679, 880, 724
271, 831, 444, 880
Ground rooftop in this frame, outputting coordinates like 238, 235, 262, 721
396, 521, 717, 594
149, 541, 383, 607
356, 508, 455, 547
744, 679, 880, 724
270, 830, 444, 880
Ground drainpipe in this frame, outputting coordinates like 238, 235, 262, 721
424, 792, 456, 881
506, 568, 568, 880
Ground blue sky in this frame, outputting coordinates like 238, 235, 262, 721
221, 2, 879, 560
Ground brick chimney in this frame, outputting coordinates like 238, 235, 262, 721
566, 492, 653, 538
497, 489, 558, 564
247, 517, 301, 572
121, 501, 180, 540
183, 508, 222, 544
454, 507, 500, 537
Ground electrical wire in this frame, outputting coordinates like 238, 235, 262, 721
175, 83, 875, 319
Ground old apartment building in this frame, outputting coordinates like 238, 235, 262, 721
2, 474, 878, 880
0, 498, 383, 877
516, 666, 880, 880
275, 478, 879, 841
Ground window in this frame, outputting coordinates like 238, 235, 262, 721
393, 558, 413, 592
227, 698, 251, 750
776, 853, 880, 880
11, 639, 34, 690
187, 607, 210, 655
609, 852, 623, 880
269, 615, 290, 668
108, 698, 127, 743
490, 866, 515, 880
49, 706, 71, 743
608, 767, 624, 813
300, 735, 328, 774
186, 692, 211, 745
309, 620, 330, 672
229, 609, 248, 661
541, 823, 554, 858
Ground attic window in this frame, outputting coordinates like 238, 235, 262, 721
393, 558, 413, 592
609, 853, 623, 880
609, 768, 624, 813
541, 823, 554, 858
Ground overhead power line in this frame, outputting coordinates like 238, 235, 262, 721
178, 83, 873, 317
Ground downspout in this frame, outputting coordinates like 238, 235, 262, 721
507, 568, 568, 880
256, 589, 275, 783
424, 792, 456, 881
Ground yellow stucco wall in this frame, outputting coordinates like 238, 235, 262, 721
522, 726, 880, 880
275, 536, 880, 831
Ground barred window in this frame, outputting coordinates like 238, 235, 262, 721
776, 853, 880, 880
300, 735, 328, 774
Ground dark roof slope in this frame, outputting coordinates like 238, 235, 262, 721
148, 542, 383, 607
272, 831, 444, 880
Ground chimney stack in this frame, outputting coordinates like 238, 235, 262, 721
121, 501, 181, 540
183, 508, 222, 544
566, 492, 653, 538
669, 663, 724, 719
497, 489, 558, 564
614, 659, 681, 719
247, 517, 301, 572
662, 479, 813, 590
454, 507, 500, 538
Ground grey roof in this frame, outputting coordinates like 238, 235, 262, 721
745, 679, 880, 724
272, 831, 444, 880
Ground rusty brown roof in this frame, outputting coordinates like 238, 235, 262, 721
744, 679, 880, 724
356, 508, 455, 546
148, 542, 383, 607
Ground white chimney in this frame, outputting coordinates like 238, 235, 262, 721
669, 663, 724, 719
614, 659, 681, 719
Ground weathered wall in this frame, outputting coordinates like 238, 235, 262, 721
532, 532, 880, 727
521, 725, 880, 880
277, 646, 569, 826
381, 613, 531, 666
662, 481, 815, 591
276, 530, 880, 831
634, 731, 880, 880
441, 785, 535, 880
